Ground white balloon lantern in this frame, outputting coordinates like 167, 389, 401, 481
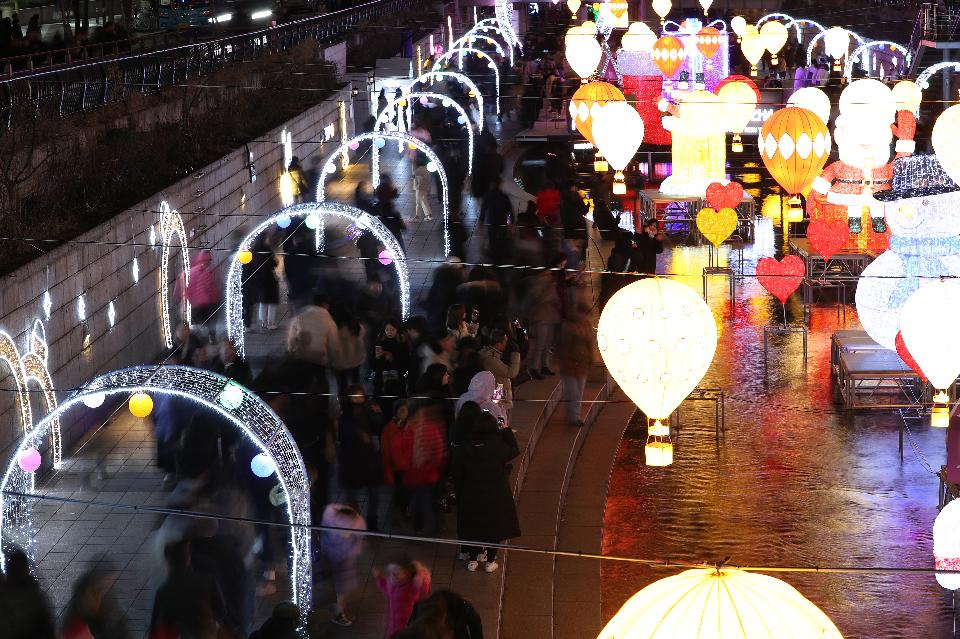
740, 25, 766, 76
824, 27, 850, 70
730, 15, 746, 40
759, 20, 788, 65
788, 86, 832, 125
900, 280, 960, 427
592, 102, 645, 195
621, 21, 657, 53
933, 105, 960, 188
652, 0, 671, 23
698, 0, 712, 14
597, 278, 718, 466
599, 568, 845, 638
935, 498, 960, 590
565, 23, 603, 79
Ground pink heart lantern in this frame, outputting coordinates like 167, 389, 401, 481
705, 181, 744, 210
756, 255, 805, 303
807, 219, 849, 261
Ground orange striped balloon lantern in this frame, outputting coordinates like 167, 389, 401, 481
569, 81, 626, 147
696, 26, 722, 59
652, 35, 686, 78
758, 106, 831, 213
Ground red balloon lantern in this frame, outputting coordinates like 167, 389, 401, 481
652, 35, 686, 78
713, 74, 760, 102
896, 332, 927, 382
696, 26, 722, 59
757, 255, 805, 303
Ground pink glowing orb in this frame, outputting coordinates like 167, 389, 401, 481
348, 141, 360, 151
378, 250, 393, 265
18, 448, 41, 473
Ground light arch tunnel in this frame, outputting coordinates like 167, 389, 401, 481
226, 202, 412, 359
433, 47, 501, 115
0, 365, 313, 629
407, 71, 485, 127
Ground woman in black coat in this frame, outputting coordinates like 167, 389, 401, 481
452, 412, 521, 572
338, 385, 385, 530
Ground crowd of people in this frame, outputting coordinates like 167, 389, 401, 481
0, 13, 129, 66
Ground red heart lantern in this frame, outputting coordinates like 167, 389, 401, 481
806, 219, 850, 261
757, 255, 805, 303
895, 331, 927, 382
705, 181, 744, 210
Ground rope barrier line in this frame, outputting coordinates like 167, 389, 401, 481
2, 487, 952, 577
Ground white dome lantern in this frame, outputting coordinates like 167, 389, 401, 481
935, 498, 960, 589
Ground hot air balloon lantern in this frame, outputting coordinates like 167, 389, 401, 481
759, 20, 788, 66
740, 25, 765, 76
652, 0, 671, 24
568, 80, 626, 147
758, 106, 831, 218
715, 76, 759, 153
652, 35, 686, 78
592, 101, 645, 195
696, 26, 722, 60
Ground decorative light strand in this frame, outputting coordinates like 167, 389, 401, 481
844, 41, 910, 80
406, 71, 484, 130
432, 48, 501, 115
226, 203, 411, 359
157, 201, 192, 349
315, 131, 451, 255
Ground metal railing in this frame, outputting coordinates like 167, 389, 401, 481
0, 0, 411, 126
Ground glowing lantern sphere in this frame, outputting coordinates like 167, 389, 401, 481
218, 381, 245, 410
730, 15, 746, 37
128, 392, 154, 418
250, 452, 276, 478
238, 250, 253, 265
565, 23, 603, 79
716, 80, 759, 148
696, 26, 722, 58
567, 0, 580, 13
592, 101, 645, 194
759, 20, 788, 63
933, 105, 960, 187
82, 392, 106, 409
900, 279, 960, 393
740, 26, 766, 73
824, 26, 850, 61
892, 80, 923, 115
597, 278, 718, 425
569, 81, 626, 147
18, 448, 42, 473
651, 0, 671, 20
934, 498, 960, 589
788, 86, 832, 125
621, 21, 656, 53
759, 107, 831, 200
652, 35, 686, 78
599, 568, 844, 638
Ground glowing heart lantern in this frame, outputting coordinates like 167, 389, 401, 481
900, 279, 960, 426
592, 101, 645, 194
621, 21, 657, 53
759, 107, 831, 220
652, 35, 686, 78
696, 26, 722, 59
597, 278, 718, 466
759, 20, 788, 65
806, 219, 850, 261
598, 568, 844, 638
757, 255, 805, 304
706, 181, 744, 210
715, 77, 759, 152
565, 22, 602, 79
569, 81, 626, 147
740, 25, 766, 76
697, 207, 738, 246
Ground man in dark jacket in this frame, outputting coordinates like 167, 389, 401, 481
480, 178, 513, 264
632, 218, 665, 275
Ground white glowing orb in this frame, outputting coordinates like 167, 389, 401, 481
218, 381, 245, 410
82, 392, 106, 408
251, 452, 276, 477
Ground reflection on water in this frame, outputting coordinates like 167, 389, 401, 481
600, 238, 954, 637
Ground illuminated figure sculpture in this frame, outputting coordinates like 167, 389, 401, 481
659, 90, 726, 197
808, 79, 915, 252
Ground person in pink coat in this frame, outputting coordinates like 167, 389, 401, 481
182, 249, 221, 342
372, 555, 431, 637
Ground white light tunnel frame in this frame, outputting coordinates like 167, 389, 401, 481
372, 91, 475, 180
226, 202, 411, 359
805, 27, 867, 67
844, 41, 911, 80
432, 47, 501, 115
0, 366, 311, 629
452, 32, 508, 65
406, 71, 485, 129
158, 201, 192, 349
315, 132, 452, 256
917, 61, 960, 89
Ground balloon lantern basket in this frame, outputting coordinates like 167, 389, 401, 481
668, 387, 726, 443
763, 324, 809, 371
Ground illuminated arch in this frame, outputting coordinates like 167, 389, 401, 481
915, 61, 960, 90
158, 201, 191, 349
316, 132, 452, 256
806, 28, 867, 67
0, 332, 32, 436
453, 34, 505, 59
433, 48, 501, 115
373, 92, 475, 177
0, 365, 311, 629
226, 202, 411, 358
467, 21, 513, 52
844, 41, 910, 80
406, 71, 484, 129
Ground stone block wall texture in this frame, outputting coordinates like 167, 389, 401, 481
0, 88, 355, 465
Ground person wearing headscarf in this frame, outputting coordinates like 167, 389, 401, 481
455, 371, 507, 425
